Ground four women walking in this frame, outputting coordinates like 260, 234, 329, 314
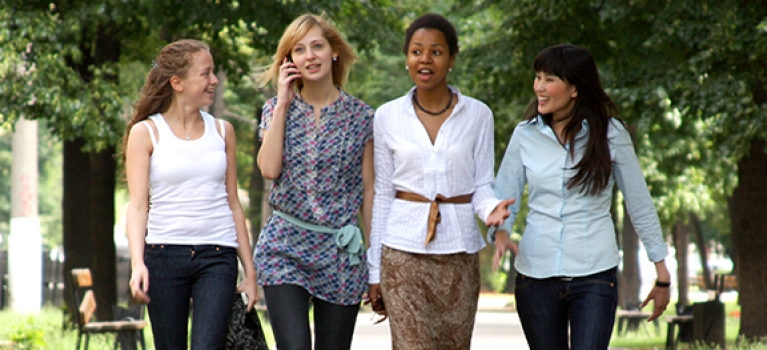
123, 11, 671, 350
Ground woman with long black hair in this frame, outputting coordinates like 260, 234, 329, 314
491, 44, 671, 349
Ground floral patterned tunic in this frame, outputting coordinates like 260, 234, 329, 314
254, 89, 373, 305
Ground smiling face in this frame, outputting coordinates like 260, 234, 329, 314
534, 71, 578, 121
290, 26, 336, 85
405, 28, 454, 91
175, 50, 218, 108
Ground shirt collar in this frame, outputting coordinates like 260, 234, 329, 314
532, 114, 590, 140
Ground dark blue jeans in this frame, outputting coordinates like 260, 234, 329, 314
263, 284, 360, 350
515, 267, 618, 350
145, 244, 238, 350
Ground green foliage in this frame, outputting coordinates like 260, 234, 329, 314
7, 318, 46, 350
451, 0, 766, 247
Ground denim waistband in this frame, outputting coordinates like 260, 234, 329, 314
555, 267, 617, 282
146, 244, 236, 251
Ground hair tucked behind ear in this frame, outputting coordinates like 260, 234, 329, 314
524, 44, 619, 196
120, 39, 209, 167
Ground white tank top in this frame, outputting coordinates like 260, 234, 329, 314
143, 111, 237, 247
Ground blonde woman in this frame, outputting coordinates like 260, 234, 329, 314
255, 13, 374, 350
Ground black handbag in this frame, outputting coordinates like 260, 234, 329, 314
225, 294, 269, 350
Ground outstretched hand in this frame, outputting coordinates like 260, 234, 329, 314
486, 198, 515, 227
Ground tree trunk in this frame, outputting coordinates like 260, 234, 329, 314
672, 219, 690, 308
690, 213, 713, 290
90, 147, 116, 321
62, 16, 121, 321
727, 196, 738, 279
62, 138, 93, 319
211, 69, 226, 119
619, 203, 641, 309
733, 138, 767, 340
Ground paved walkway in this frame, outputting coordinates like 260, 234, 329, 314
351, 310, 528, 349
351, 293, 528, 349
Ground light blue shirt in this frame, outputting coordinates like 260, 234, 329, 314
490, 116, 668, 278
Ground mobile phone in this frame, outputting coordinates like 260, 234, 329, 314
286, 55, 296, 77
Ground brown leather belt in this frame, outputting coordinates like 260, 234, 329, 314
395, 191, 473, 245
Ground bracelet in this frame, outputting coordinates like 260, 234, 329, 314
655, 280, 671, 288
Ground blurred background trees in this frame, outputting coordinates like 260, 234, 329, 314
1, 0, 765, 340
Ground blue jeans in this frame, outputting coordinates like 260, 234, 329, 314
515, 267, 618, 350
263, 284, 360, 350
145, 244, 238, 350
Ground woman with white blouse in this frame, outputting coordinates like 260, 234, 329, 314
366, 13, 513, 349
491, 44, 671, 349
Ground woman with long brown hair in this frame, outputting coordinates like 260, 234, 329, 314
124, 39, 257, 350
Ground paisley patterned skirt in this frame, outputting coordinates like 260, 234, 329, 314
380, 246, 480, 350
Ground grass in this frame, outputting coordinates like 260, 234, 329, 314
0, 305, 275, 349
610, 301, 767, 349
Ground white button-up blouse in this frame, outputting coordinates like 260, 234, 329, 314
367, 87, 501, 284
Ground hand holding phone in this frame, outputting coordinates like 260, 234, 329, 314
286, 56, 297, 77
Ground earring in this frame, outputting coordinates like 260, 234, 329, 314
405, 65, 409, 70
449, 68, 453, 72
333, 56, 338, 61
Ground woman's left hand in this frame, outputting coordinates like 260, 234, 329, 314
641, 260, 671, 321
486, 198, 515, 227
641, 285, 670, 321
236, 276, 259, 312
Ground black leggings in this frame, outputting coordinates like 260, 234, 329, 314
263, 284, 360, 350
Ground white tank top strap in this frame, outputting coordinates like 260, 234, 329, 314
218, 119, 226, 139
149, 114, 175, 141
141, 120, 158, 147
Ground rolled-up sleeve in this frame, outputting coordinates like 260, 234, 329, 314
473, 106, 502, 222
367, 107, 394, 284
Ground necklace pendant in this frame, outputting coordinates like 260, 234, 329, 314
185, 133, 191, 141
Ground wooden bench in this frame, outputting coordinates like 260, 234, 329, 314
70, 268, 148, 350
616, 309, 659, 336
665, 315, 694, 350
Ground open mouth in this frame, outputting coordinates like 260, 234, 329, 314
417, 68, 433, 80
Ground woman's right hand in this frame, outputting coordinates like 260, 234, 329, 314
276, 57, 301, 106
129, 264, 151, 304
493, 230, 518, 272
367, 284, 383, 308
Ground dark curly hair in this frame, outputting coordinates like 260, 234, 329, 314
402, 13, 459, 56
